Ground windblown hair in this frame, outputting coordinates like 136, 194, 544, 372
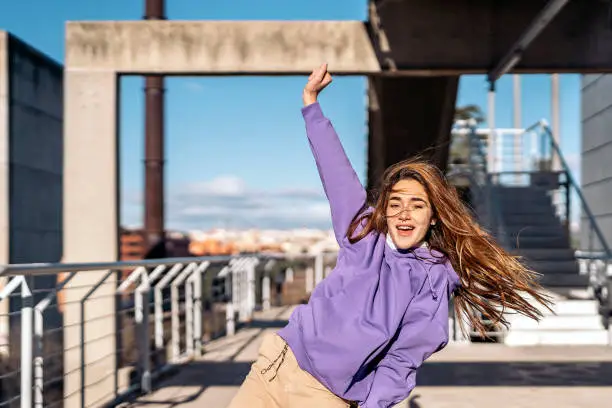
347, 158, 553, 336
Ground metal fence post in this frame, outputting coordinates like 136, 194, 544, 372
306, 266, 314, 293
286, 267, 294, 283
154, 264, 184, 352
231, 263, 240, 313
33, 307, 44, 408
262, 260, 275, 311
240, 260, 249, 321
185, 275, 194, 357
184, 261, 209, 358
226, 302, 235, 336
231, 258, 251, 322
32, 272, 77, 408
21, 277, 33, 408
314, 253, 323, 285
262, 275, 271, 311
192, 262, 208, 357
137, 272, 152, 393
171, 263, 197, 361
247, 258, 258, 317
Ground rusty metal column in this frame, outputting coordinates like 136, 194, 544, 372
144, 0, 166, 254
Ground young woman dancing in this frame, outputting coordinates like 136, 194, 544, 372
227, 64, 552, 408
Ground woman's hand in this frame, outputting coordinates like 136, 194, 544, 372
303, 63, 333, 106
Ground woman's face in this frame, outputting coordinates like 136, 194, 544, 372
385, 179, 435, 250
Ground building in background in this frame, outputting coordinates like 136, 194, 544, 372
580, 75, 612, 250
0, 31, 63, 354
188, 228, 338, 256
119, 228, 191, 261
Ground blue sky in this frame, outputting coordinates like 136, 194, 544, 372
0, 0, 582, 230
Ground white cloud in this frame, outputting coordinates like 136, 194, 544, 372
184, 81, 205, 93
183, 175, 247, 197
121, 175, 332, 230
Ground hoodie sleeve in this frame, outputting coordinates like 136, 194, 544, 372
360, 281, 450, 408
302, 102, 367, 246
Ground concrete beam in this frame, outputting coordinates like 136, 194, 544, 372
65, 21, 381, 75
371, 0, 612, 74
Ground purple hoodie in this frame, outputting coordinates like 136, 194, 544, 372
277, 102, 461, 408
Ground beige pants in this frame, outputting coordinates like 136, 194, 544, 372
227, 333, 355, 408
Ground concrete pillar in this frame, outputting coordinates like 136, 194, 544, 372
62, 71, 119, 407
367, 76, 459, 189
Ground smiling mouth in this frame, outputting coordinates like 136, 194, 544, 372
396, 225, 414, 232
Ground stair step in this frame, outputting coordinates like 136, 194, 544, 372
529, 299, 600, 316
500, 206, 556, 215
504, 330, 609, 346
501, 215, 560, 225
493, 186, 550, 194
508, 314, 602, 330
494, 194, 551, 202
512, 248, 576, 261
504, 226, 567, 238
524, 259, 579, 275
504, 236, 570, 249
498, 200, 552, 208
539, 274, 589, 287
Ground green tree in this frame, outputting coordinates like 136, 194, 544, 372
454, 104, 485, 124
450, 105, 486, 165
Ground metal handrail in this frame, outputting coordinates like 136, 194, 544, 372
0, 253, 304, 277
539, 121, 612, 258
461, 118, 612, 334
467, 124, 506, 240
0, 251, 331, 408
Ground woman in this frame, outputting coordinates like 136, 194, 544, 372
227, 64, 552, 408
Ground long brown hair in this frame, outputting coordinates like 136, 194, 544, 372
347, 158, 553, 336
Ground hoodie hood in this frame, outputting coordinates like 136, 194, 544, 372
386, 235, 461, 294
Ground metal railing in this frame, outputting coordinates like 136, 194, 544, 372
0, 251, 336, 408
447, 121, 509, 342
495, 121, 611, 311
451, 118, 612, 337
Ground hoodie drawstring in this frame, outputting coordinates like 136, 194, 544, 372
260, 343, 289, 382
426, 273, 439, 300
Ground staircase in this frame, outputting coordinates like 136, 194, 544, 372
493, 185, 587, 289
450, 119, 612, 346
504, 294, 609, 346
488, 184, 609, 345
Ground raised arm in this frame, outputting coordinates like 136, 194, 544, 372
303, 64, 367, 245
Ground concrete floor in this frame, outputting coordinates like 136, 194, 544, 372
124, 306, 612, 408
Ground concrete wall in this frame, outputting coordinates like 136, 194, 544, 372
0, 30, 63, 392
5, 34, 63, 264
581, 74, 612, 251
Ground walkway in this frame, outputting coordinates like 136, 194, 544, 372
124, 306, 612, 408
